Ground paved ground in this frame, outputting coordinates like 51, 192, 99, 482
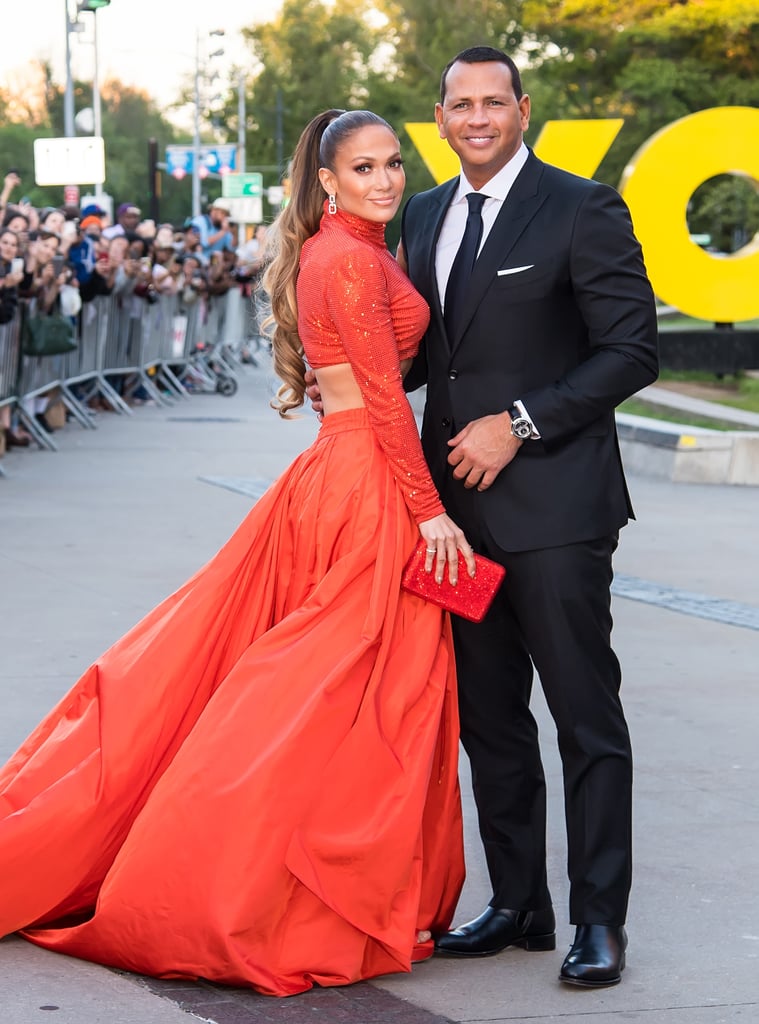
1, 364, 757, 1023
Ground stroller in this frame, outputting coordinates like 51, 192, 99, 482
178, 339, 239, 397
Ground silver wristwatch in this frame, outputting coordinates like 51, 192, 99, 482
509, 400, 541, 440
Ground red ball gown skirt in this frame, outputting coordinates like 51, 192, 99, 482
0, 409, 464, 996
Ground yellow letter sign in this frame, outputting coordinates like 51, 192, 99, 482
620, 107, 759, 323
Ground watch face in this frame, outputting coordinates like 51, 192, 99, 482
511, 417, 532, 440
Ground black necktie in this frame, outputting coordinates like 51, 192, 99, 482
444, 191, 487, 336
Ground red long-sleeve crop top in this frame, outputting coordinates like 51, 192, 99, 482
297, 204, 444, 523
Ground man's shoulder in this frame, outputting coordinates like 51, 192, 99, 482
405, 178, 457, 211
536, 157, 618, 201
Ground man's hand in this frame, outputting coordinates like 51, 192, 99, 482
304, 368, 324, 419
447, 411, 521, 490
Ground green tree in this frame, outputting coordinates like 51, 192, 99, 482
688, 175, 759, 254
0, 65, 185, 222
98, 80, 185, 222
240, 0, 381, 183
520, 0, 759, 185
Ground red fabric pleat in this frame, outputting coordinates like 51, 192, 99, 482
0, 409, 464, 996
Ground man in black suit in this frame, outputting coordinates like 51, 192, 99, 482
400, 46, 658, 987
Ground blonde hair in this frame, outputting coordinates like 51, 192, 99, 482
262, 109, 395, 417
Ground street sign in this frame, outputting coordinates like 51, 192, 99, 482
165, 144, 237, 178
222, 172, 263, 199
225, 197, 263, 225
34, 137, 105, 186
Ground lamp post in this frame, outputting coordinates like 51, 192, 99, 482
192, 28, 225, 218
63, 0, 111, 196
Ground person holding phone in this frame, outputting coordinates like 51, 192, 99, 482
0, 227, 34, 448
150, 227, 181, 295
79, 236, 116, 303
0, 171, 21, 221
0, 228, 24, 324
192, 197, 235, 261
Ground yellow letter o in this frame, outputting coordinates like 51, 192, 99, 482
620, 107, 759, 323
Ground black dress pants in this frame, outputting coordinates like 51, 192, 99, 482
443, 480, 633, 925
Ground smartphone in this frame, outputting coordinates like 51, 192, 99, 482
140, 256, 152, 271
11, 257, 24, 275
52, 254, 65, 275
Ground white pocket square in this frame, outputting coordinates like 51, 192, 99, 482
497, 265, 535, 276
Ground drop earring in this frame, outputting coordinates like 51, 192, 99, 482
328, 194, 337, 215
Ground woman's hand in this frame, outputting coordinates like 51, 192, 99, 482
418, 513, 476, 587
1, 269, 22, 288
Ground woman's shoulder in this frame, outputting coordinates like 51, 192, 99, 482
302, 226, 386, 279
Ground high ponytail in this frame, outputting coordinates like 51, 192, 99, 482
262, 109, 396, 418
262, 109, 344, 418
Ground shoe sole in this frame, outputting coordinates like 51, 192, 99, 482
435, 933, 556, 957
559, 973, 622, 987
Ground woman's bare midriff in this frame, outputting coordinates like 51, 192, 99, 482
314, 359, 413, 416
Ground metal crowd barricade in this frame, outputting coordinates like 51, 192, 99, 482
56, 297, 130, 423
99, 292, 140, 411
132, 294, 201, 402
2, 291, 207, 472
14, 304, 67, 451
0, 318, 23, 476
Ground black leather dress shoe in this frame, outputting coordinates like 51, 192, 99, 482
434, 906, 556, 957
559, 924, 627, 987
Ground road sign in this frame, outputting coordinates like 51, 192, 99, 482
225, 197, 263, 225
34, 137, 105, 186
222, 172, 263, 199
165, 144, 237, 178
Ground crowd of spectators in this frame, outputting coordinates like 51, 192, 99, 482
0, 171, 268, 454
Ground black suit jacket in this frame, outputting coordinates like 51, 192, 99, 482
401, 151, 659, 553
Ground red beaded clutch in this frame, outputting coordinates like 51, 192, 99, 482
401, 539, 506, 622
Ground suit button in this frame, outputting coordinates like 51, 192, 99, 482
448, 369, 458, 380
442, 417, 451, 428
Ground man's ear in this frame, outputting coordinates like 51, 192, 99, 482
435, 103, 446, 140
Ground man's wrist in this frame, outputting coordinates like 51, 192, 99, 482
508, 400, 541, 440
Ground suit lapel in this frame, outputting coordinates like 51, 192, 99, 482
413, 179, 458, 352
449, 155, 548, 355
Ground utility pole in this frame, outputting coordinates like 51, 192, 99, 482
237, 74, 246, 175
275, 89, 284, 175
148, 138, 160, 223
63, 0, 76, 137
192, 29, 201, 218
236, 73, 247, 238
192, 28, 225, 218
92, 7, 103, 196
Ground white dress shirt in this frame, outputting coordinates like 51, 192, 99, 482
434, 143, 539, 436
435, 142, 529, 312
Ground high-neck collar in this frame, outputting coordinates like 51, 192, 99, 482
320, 200, 387, 247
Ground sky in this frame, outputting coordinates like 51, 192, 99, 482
0, 1, 279, 126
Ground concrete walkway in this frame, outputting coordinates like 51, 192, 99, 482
637, 383, 759, 429
1, 364, 757, 1023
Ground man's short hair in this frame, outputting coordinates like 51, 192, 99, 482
440, 46, 523, 104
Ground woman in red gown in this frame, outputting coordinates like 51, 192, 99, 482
0, 110, 472, 997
